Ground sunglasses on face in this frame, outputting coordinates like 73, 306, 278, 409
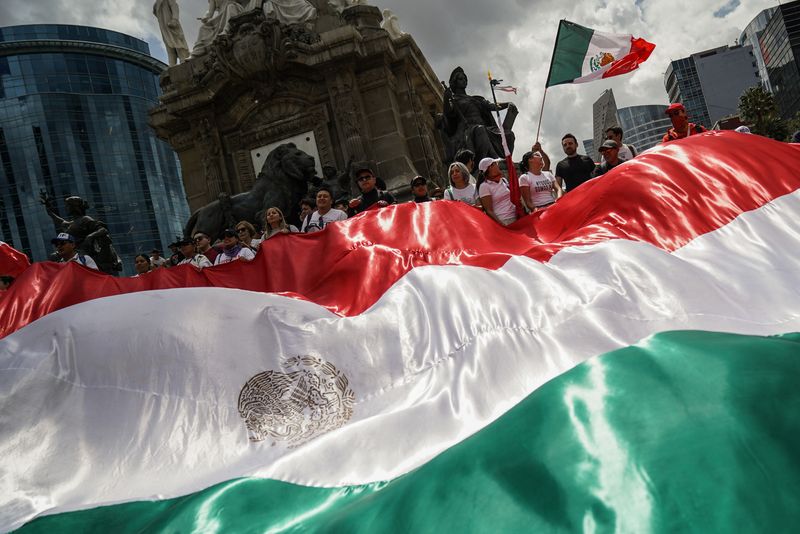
236, 228, 248, 233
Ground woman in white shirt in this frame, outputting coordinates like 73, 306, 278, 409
443, 162, 479, 206
519, 150, 563, 212
214, 228, 256, 265
477, 157, 517, 226
259, 207, 299, 242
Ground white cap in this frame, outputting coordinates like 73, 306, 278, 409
734, 125, 751, 134
478, 157, 502, 173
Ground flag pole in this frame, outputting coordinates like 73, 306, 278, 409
538, 19, 565, 144
488, 71, 524, 218
535, 87, 548, 143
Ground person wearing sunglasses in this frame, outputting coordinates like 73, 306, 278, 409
235, 221, 259, 251
213, 228, 256, 265
347, 166, 396, 216
662, 103, 706, 143
192, 232, 219, 263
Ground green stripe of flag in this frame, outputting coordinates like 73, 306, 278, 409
546, 20, 594, 87
18, 331, 800, 533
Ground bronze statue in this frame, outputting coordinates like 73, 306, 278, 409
184, 143, 317, 240
39, 193, 123, 275
438, 66, 518, 164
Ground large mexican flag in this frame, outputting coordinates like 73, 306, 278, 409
2, 132, 800, 532
546, 20, 656, 86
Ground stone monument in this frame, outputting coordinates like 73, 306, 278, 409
149, 1, 444, 214
183, 143, 317, 240
153, 0, 190, 66
438, 66, 518, 165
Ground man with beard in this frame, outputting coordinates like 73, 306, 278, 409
555, 133, 596, 193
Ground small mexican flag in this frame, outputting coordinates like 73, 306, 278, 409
546, 20, 655, 87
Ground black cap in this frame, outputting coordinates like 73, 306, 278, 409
222, 228, 238, 238
410, 176, 427, 187
175, 237, 194, 246
354, 164, 374, 177
598, 139, 619, 151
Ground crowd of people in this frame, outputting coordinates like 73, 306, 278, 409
23, 102, 773, 279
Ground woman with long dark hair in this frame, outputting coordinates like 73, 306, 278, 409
133, 254, 151, 276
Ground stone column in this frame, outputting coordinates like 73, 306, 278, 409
195, 118, 227, 199
326, 69, 368, 163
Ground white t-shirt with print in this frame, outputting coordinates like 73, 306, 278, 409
301, 209, 348, 233
520, 171, 556, 208
444, 183, 477, 205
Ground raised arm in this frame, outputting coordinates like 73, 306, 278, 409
532, 142, 551, 171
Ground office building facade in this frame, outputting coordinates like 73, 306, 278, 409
0, 24, 189, 275
591, 89, 618, 161
665, 56, 711, 129
665, 45, 760, 129
693, 45, 760, 126
740, 7, 778, 92
616, 105, 671, 154
760, 0, 800, 120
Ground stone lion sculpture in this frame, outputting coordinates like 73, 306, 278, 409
184, 143, 316, 240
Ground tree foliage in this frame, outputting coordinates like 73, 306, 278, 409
738, 86, 788, 140
786, 111, 800, 142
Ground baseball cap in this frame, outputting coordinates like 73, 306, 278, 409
734, 125, 751, 134
222, 228, 238, 238
478, 157, 502, 173
410, 176, 427, 187
175, 237, 194, 246
598, 139, 619, 151
665, 103, 685, 114
51, 232, 75, 244
354, 164, 374, 177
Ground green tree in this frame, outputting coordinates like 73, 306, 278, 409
738, 86, 788, 140
786, 111, 800, 141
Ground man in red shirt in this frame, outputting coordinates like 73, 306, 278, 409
662, 103, 706, 143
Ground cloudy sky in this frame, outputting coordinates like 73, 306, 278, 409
0, 0, 779, 157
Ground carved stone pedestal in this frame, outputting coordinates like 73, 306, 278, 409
149, 4, 445, 211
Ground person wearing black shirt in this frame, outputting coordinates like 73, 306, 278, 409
555, 133, 596, 193
348, 166, 396, 216
592, 139, 624, 178
410, 176, 432, 203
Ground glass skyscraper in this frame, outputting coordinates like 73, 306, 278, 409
617, 105, 672, 154
0, 24, 189, 275
664, 57, 711, 129
740, 7, 778, 92
760, 1, 800, 120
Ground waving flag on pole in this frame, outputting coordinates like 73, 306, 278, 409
546, 20, 655, 86
495, 85, 518, 94
2, 134, 800, 532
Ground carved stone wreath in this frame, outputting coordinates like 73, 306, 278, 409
238, 356, 355, 447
